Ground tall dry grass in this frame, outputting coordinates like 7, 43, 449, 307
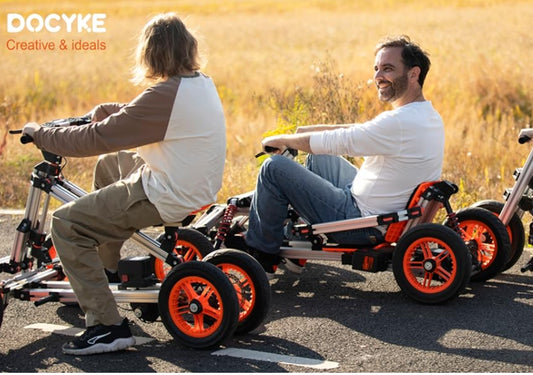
1, 0, 532, 210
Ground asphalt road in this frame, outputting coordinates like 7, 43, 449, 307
1, 212, 532, 373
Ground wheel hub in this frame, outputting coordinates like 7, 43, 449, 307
466, 240, 479, 252
423, 259, 436, 272
189, 299, 202, 314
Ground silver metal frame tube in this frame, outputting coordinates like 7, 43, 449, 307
10, 186, 43, 264
500, 147, 533, 225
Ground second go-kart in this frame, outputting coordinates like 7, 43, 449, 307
472, 128, 533, 275
193, 149, 511, 304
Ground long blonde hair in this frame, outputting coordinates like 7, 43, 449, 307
132, 13, 200, 85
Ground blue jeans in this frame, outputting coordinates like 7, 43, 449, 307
245, 154, 384, 254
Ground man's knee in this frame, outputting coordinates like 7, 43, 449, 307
51, 205, 73, 255
259, 154, 294, 181
261, 153, 294, 170
52, 201, 70, 224
93, 153, 119, 190
95, 153, 114, 169
52, 202, 99, 258
51, 202, 79, 239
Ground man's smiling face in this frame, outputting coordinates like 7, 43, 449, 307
373, 46, 409, 104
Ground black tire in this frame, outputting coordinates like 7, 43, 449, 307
393, 224, 471, 304
158, 261, 239, 349
445, 207, 511, 281
203, 249, 271, 334
152, 228, 214, 281
471, 200, 525, 272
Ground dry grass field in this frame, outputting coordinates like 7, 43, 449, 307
1, 0, 532, 210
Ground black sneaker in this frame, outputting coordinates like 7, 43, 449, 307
223, 234, 280, 279
248, 249, 281, 280
62, 318, 135, 355
224, 233, 247, 250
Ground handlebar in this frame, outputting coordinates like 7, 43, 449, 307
519, 135, 530, 144
8, 129, 33, 144
518, 128, 533, 144
9, 115, 92, 144
255, 146, 298, 159
21, 134, 33, 144
41, 116, 92, 128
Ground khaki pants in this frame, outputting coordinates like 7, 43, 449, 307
92, 151, 146, 271
52, 151, 163, 326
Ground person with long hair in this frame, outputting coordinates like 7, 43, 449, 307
23, 13, 226, 355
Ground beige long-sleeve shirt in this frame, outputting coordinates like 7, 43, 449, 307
33, 73, 226, 222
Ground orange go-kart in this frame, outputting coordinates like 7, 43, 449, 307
1, 116, 271, 350
193, 149, 511, 304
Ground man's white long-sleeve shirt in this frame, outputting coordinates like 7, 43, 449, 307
309, 101, 444, 216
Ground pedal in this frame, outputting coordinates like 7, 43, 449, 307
118, 256, 158, 288
520, 256, 533, 273
343, 249, 389, 272
34, 292, 60, 307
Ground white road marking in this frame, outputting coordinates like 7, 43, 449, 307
24, 323, 154, 345
0, 209, 25, 215
212, 348, 339, 369
26, 323, 339, 369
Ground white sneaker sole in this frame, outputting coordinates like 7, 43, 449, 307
63, 336, 136, 356
282, 258, 304, 274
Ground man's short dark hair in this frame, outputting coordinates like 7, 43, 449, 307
375, 35, 431, 87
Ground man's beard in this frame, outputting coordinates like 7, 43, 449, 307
377, 73, 409, 103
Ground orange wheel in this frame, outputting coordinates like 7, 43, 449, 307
203, 249, 271, 334
393, 224, 471, 304
446, 207, 511, 281
219, 263, 256, 322
153, 228, 214, 281
471, 200, 524, 272
158, 261, 238, 348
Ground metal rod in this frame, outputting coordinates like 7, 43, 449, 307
50, 184, 81, 203
311, 215, 381, 234
29, 287, 160, 304
193, 205, 226, 230
11, 186, 42, 264
131, 231, 168, 260
37, 193, 51, 234
2, 268, 59, 290
279, 246, 343, 261
500, 147, 533, 225
60, 179, 88, 197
